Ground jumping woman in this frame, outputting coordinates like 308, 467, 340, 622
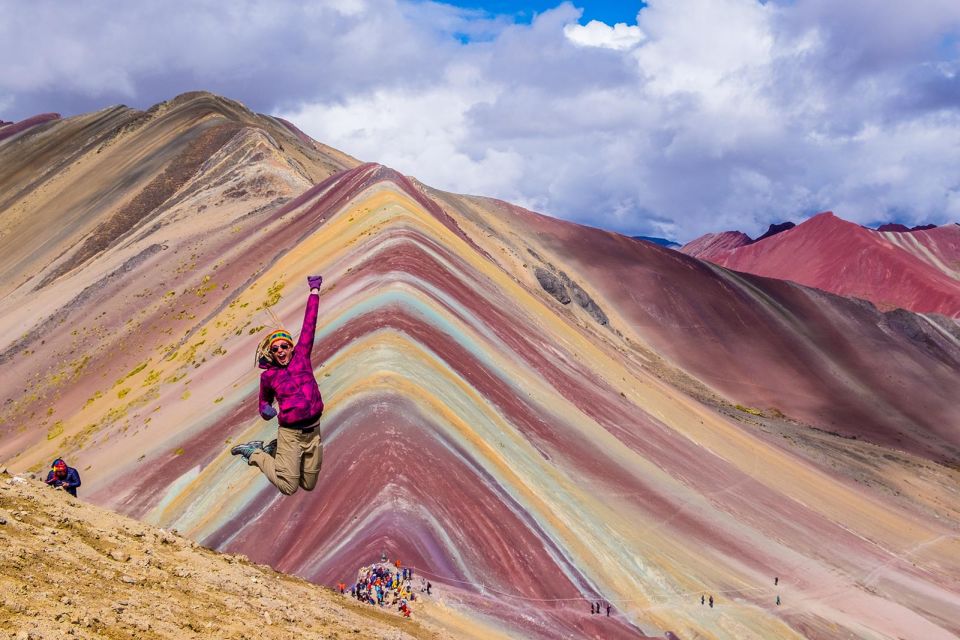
231, 275, 325, 495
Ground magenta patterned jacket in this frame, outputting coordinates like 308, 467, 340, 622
258, 292, 324, 428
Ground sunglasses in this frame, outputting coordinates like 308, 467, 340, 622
270, 343, 292, 353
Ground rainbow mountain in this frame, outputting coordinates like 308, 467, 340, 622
1, 93, 958, 640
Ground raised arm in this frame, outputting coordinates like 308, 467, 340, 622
297, 275, 322, 359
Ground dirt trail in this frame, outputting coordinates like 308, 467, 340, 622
0, 471, 445, 640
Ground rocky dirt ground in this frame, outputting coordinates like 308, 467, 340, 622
0, 470, 445, 640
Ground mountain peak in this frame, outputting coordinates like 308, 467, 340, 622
689, 210, 960, 316
754, 221, 795, 242
804, 210, 844, 225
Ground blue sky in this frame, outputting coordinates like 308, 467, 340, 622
439, 0, 644, 25
3, 0, 960, 242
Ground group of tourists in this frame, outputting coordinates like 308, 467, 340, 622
701, 576, 783, 609
590, 601, 612, 616
349, 560, 420, 617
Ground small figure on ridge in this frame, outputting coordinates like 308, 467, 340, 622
45, 458, 81, 497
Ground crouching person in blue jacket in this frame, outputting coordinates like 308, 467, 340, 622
45, 458, 81, 497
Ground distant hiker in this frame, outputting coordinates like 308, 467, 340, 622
606, 604, 611, 617
701, 595, 705, 605
426, 581, 432, 595
709, 595, 714, 608
232, 276, 325, 495
596, 601, 601, 614
774, 576, 779, 586
591, 602, 596, 614
45, 458, 81, 497
776, 595, 781, 606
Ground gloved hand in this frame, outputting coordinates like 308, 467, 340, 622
307, 275, 323, 290
261, 406, 278, 419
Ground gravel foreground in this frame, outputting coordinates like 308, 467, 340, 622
0, 470, 444, 640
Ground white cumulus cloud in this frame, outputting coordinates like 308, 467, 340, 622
564, 20, 644, 50
279, 65, 528, 200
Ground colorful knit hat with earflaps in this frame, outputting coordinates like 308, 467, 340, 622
256, 329, 293, 367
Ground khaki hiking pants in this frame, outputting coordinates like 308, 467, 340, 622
248, 423, 323, 495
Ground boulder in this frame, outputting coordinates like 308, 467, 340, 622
534, 268, 570, 305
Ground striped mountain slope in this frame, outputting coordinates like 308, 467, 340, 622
1, 93, 959, 640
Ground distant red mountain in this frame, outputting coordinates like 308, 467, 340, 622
0, 112, 60, 142
755, 221, 795, 241
682, 212, 960, 317
878, 223, 960, 281
678, 230, 752, 261
876, 222, 937, 232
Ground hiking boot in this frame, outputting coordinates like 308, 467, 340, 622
264, 439, 277, 457
230, 441, 264, 460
